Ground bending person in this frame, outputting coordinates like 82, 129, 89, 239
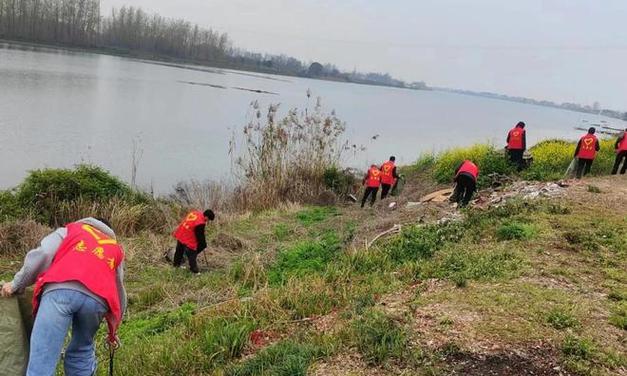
1, 218, 126, 376
172, 209, 215, 274
361, 164, 381, 208
450, 159, 479, 207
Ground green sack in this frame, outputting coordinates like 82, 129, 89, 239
391, 176, 406, 197
0, 294, 31, 375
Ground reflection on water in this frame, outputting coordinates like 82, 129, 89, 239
1, 43, 624, 193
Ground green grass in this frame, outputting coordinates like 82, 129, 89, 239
228, 338, 333, 376
351, 309, 408, 365
546, 308, 579, 329
496, 222, 537, 241
268, 231, 342, 285
296, 206, 338, 226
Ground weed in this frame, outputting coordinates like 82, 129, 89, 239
419, 247, 523, 283
273, 223, 291, 241
230, 97, 354, 211
562, 335, 595, 360
230, 253, 267, 290
546, 308, 579, 329
351, 309, 408, 365
198, 318, 254, 365
228, 339, 331, 376
608, 302, 626, 330
386, 226, 442, 263
119, 303, 195, 338
278, 277, 338, 319
496, 222, 537, 241
268, 232, 341, 284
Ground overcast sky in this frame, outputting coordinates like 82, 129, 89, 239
102, 0, 627, 110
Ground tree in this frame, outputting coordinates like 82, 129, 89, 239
307, 62, 324, 77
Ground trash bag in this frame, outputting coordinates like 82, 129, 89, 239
391, 176, 406, 197
0, 294, 32, 375
565, 158, 577, 178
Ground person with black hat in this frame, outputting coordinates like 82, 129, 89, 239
172, 209, 215, 274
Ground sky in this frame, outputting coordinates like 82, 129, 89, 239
102, 0, 627, 110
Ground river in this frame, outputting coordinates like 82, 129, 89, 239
1, 42, 624, 193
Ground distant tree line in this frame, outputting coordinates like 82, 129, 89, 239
0, 0, 421, 89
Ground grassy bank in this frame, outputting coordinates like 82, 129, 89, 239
0, 158, 625, 375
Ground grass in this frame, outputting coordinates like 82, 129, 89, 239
351, 309, 408, 365
496, 221, 537, 241
268, 231, 341, 285
1, 161, 625, 375
228, 338, 334, 376
546, 307, 579, 329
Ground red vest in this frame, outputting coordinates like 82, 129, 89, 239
365, 167, 381, 188
577, 134, 598, 159
507, 127, 525, 150
456, 160, 479, 181
173, 210, 207, 251
33, 222, 124, 342
618, 132, 627, 152
380, 161, 396, 185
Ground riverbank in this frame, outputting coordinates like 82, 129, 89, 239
0, 151, 625, 375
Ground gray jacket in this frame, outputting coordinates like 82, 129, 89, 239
10, 218, 127, 317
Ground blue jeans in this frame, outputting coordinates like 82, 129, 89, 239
27, 289, 107, 376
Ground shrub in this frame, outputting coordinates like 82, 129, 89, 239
13, 165, 145, 225
546, 308, 579, 329
351, 309, 408, 365
496, 222, 537, 241
230, 95, 357, 210
432, 144, 514, 188
0, 190, 23, 221
323, 167, 358, 196
524, 138, 617, 180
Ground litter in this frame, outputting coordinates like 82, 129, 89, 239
419, 188, 454, 203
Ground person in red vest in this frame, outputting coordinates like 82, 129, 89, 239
1, 217, 126, 376
506, 121, 527, 171
574, 127, 601, 179
173, 209, 215, 274
361, 164, 381, 208
379, 156, 400, 199
611, 128, 627, 175
450, 159, 479, 207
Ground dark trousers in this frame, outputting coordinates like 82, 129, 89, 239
380, 184, 392, 199
361, 186, 378, 207
450, 173, 476, 207
575, 158, 594, 179
509, 149, 524, 171
611, 151, 627, 175
173, 241, 201, 273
